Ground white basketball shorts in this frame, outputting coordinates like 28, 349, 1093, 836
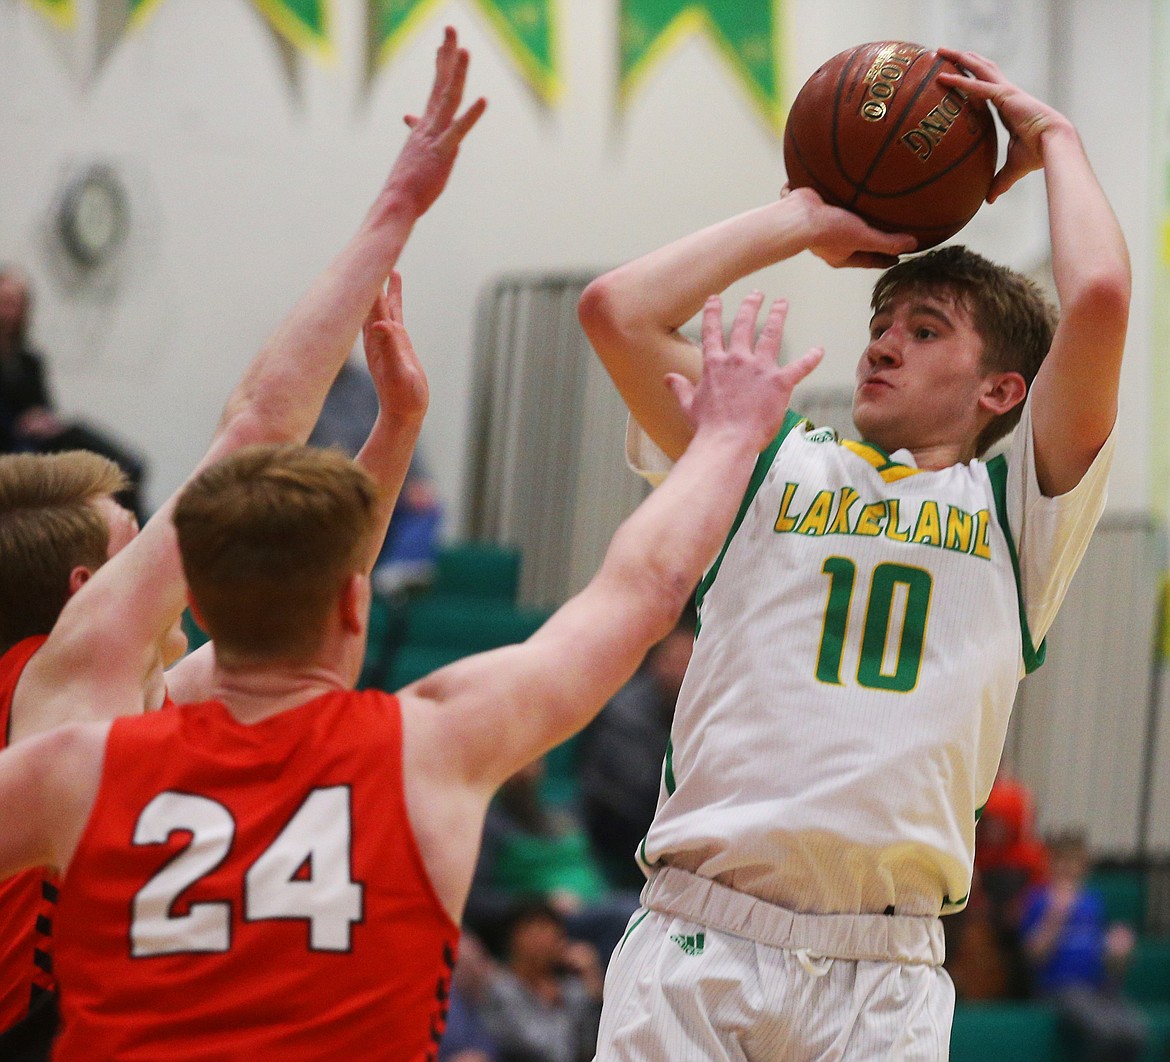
595, 868, 955, 1061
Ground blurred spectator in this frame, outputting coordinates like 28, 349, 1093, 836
475, 900, 603, 1062
943, 871, 1014, 1001
464, 758, 638, 964
0, 265, 146, 521
578, 601, 696, 891
962, 767, 1051, 999
306, 350, 381, 456
308, 351, 442, 593
1020, 830, 1148, 1061
977, 767, 1050, 919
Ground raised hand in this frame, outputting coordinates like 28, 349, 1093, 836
937, 48, 1070, 203
666, 291, 823, 454
383, 26, 488, 219
783, 186, 918, 267
362, 271, 428, 429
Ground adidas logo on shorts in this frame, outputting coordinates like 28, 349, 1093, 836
670, 932, 705, 956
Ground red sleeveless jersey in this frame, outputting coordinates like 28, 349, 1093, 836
0, 635, 58, 1034
53, 688, 460, 1061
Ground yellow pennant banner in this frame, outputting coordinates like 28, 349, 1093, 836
22, 0, 76, 28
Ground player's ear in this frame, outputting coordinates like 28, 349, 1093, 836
979, 371, 1027, 417
67, 565, 94, 597
338, 573, 367, 636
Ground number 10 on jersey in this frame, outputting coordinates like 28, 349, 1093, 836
816, 558, 932, 693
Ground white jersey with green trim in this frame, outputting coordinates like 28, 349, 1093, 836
628, 398, 1112, 918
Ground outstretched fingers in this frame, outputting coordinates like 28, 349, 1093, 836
418, 27, 459, 123
364, 277, 428, 418
700, 294, 728, 361
411, 27, 480, 139
664, 372, 696, 420
439, 95, 488, 153
753, 298, 789, 364
364, 285, 391, 334
433, 44, 470, 129
727, 290, 766, 356
780, 346, 825, 390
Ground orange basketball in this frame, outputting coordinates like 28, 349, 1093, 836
783, 41, 997, 249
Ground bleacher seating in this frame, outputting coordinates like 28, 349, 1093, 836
369, 540, 589, 801
432, 541, 522, 600
366, 539, 548, 682
1089, 866, 1147, 929
1127, 936, 1170, 1004
950, 1003, 1061, 1062
948, 880, 1170, 1061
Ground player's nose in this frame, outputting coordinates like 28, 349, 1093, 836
865, 327, 904, 367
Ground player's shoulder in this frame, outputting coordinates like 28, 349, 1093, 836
24, 719, 111, 785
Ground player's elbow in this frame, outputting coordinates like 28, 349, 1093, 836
1067, 254, 1131, 333
216, 401, 300, 452
578, 274, 619, 341
578, 272, 645, 351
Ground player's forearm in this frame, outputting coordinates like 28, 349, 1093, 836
580, 198, 810, 459
1028, 121, 1129, 482
1043, 123, 1130, 328
601, 425, 761, 633
212, 201, 418, 456
583, 199, 810, 341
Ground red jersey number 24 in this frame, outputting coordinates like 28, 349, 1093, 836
129, 786, 363, 957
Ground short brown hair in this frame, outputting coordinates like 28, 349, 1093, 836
871, 245, 1057, 455
173, 444, 380, 662
0, 451, 127, 652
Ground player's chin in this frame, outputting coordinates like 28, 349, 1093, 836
852, 393, 895, 442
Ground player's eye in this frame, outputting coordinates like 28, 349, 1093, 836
915, 327, 936, 340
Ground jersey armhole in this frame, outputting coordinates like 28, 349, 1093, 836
694, 410, 804, 630
986, 454, 1046, 675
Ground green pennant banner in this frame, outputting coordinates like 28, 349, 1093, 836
22, 0, 76, 28
372, 0, 559, 103
620, 0, 783, 132
128, 0, 333, 59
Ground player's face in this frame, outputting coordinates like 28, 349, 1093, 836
852, 292, 991, 462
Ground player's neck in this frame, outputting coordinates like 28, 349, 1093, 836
206, 659, 349, 725
907, 439, 975, 470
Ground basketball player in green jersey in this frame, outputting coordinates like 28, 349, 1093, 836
579, 49, 1129, 1059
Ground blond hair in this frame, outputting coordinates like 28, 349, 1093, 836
173, 444, 380, 662
0, 451, 127, 652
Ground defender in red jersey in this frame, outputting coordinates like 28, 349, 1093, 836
0, 29, 483, 1058
0, 291, 818, 1059
54, 689, 460, 1061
